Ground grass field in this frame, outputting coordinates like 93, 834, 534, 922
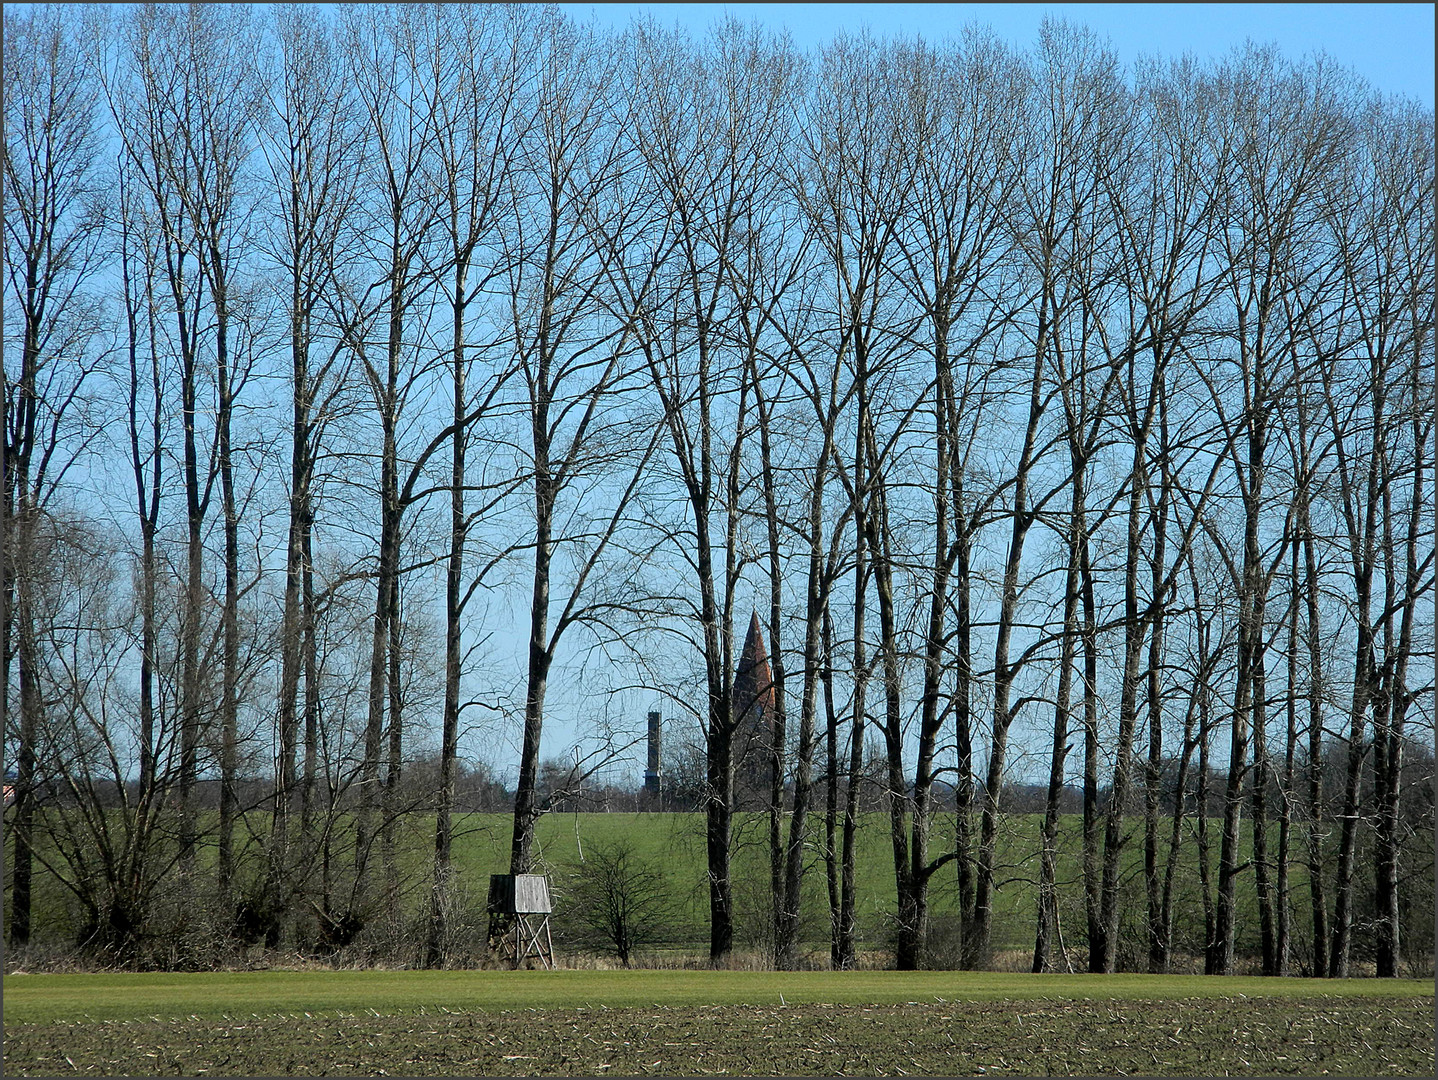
4, 970, 1432, 1076
402, 809, 1356, 966
11, 807, 1432, 979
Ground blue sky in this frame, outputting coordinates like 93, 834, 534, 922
558, 2, 1435, 107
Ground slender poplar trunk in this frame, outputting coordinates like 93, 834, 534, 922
429, 277, 467, 967
822, 601, 842, 968
836, 422, 869, 971
976, 339, 1044, 968
214, 271, 240, 908
1035, 528, 1078, 973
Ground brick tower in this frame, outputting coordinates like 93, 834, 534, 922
732, 611, 776, 810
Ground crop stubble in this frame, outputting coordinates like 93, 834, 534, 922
4, 996, 1433, 1076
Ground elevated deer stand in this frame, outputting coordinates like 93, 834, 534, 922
487, 874, 553, 969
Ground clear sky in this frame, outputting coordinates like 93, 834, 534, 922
558, 2, 1436, 107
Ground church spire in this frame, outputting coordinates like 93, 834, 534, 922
733, 610, 774, 726
732, 610, 776, 810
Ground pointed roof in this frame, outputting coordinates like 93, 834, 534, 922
734, 610, 775, 726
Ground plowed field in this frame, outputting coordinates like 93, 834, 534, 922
5, 995, 1432, 1076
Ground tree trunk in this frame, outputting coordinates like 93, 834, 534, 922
356, 383, 398, 919
952, 531, 978, 969
1096, 438, 1150, 974
1143, 508, 1170, 973
177, 263, 205, 879
1036, 423, 1087, 973
867, 456, 919, 970
213, 271, 240, 909
429, 278, 467, 967
1329, 572, 1375, 977
1035, 527, 1079, 973
822, 601, 842, 967
1299, 472, 1329, 977
836, 428, 869, 972
509, 466, 554, 876
271, 289, 310, 947
9, 551, 40, 948
1251, 597, 1278, 975
770, 358, 827, 972
1080, 524, 1102, 969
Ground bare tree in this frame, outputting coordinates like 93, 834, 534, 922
256, 1, 371, 947
413, 2, 531, 967
1093, 51, 1227, 975
613, 16, 807, 965
561, 838, 675, 967
1020, 26, 1127, 973
3, 2, 105, 948
498, 9, 657, 889
891, 29, 1025, 972
337, 2, 447, 923
978, 20, 1116, 971
1314, 88, 1435, 978
169, 4, 263, 904
797, 31, 921, 968
16, 515, 181, 963
1200, 46, 1350, 976
99, 3, 259, 886
674, 21, 810, 973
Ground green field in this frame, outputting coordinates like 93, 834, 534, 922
363, 808, 1341, 964
7, 969, 1429, 1023
346, 807, 1281, 960
3, 970, 1432, 1076
13, 807, 1430, 977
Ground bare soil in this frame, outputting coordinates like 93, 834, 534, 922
5, 995, 1432, 1076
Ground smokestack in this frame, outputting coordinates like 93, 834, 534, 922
644, 711, 661, 793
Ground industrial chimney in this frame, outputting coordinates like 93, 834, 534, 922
644, 711, 662, 794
